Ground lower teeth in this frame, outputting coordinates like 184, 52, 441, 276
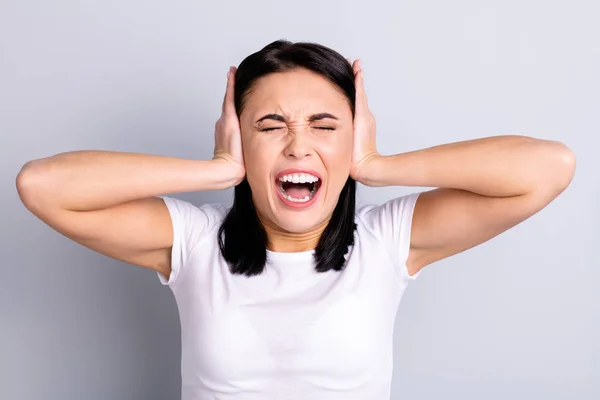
283, 193, 311, 203
278, 184, 317, 203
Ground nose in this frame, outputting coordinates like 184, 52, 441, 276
284, 130, 313, 160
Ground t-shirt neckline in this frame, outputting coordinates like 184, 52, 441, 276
265, 249, 316, 263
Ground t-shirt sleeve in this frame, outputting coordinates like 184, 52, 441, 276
359, 192, 422, 282
156, 196, 222, 286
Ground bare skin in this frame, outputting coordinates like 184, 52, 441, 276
16, 62, 576, 281
16, 68, 245, 280
346, 61, 576, 275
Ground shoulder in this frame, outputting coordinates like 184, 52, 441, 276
353, 192, 423, 281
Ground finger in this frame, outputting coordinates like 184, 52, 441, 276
354, 61, 368, 111
352, 59, 361, 76
222, 66, 237, 115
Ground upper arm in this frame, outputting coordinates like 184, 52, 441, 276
407, 187, 561, 275
22, 195, 175, 277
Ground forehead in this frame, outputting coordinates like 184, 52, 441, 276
242, 68, 351, 119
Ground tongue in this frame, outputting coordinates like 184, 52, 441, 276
284, 183, 311, 199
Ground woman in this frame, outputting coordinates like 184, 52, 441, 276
16, 40, 576, 399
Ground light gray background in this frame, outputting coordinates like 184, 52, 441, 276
1, 0, 598, 399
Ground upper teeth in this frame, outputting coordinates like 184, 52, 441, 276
277, 173, 319, 183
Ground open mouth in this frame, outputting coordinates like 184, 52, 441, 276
276, 172, 322, 203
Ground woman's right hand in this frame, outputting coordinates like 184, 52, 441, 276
212, 66, 246, 186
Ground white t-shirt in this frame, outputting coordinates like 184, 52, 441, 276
157, 192, 421, 400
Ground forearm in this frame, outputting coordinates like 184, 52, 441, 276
363, 135, 576, 197
16, 151, 241, 212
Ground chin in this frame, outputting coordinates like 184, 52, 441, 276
274, 212, 325, 234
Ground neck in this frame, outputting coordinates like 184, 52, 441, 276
260, 216, 330, 253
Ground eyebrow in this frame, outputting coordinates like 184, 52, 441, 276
255, 112, 339, 124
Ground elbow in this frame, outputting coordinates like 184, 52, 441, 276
539, 141, 576, 195
553, 142, 576, 191
16, 160, 49, 212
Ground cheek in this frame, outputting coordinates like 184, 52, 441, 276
319, 141, 352, 196
242, 134, 271, 167
321, 137, 353, 168
242, 136, 277, 191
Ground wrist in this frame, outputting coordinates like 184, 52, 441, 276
354, 153, 414, 187
208, 157, 245, 189
353, 153, 384, 187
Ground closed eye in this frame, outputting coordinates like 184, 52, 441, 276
259, 126, 335, 132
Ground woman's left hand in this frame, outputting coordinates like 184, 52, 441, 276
349, 59, 380, 185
